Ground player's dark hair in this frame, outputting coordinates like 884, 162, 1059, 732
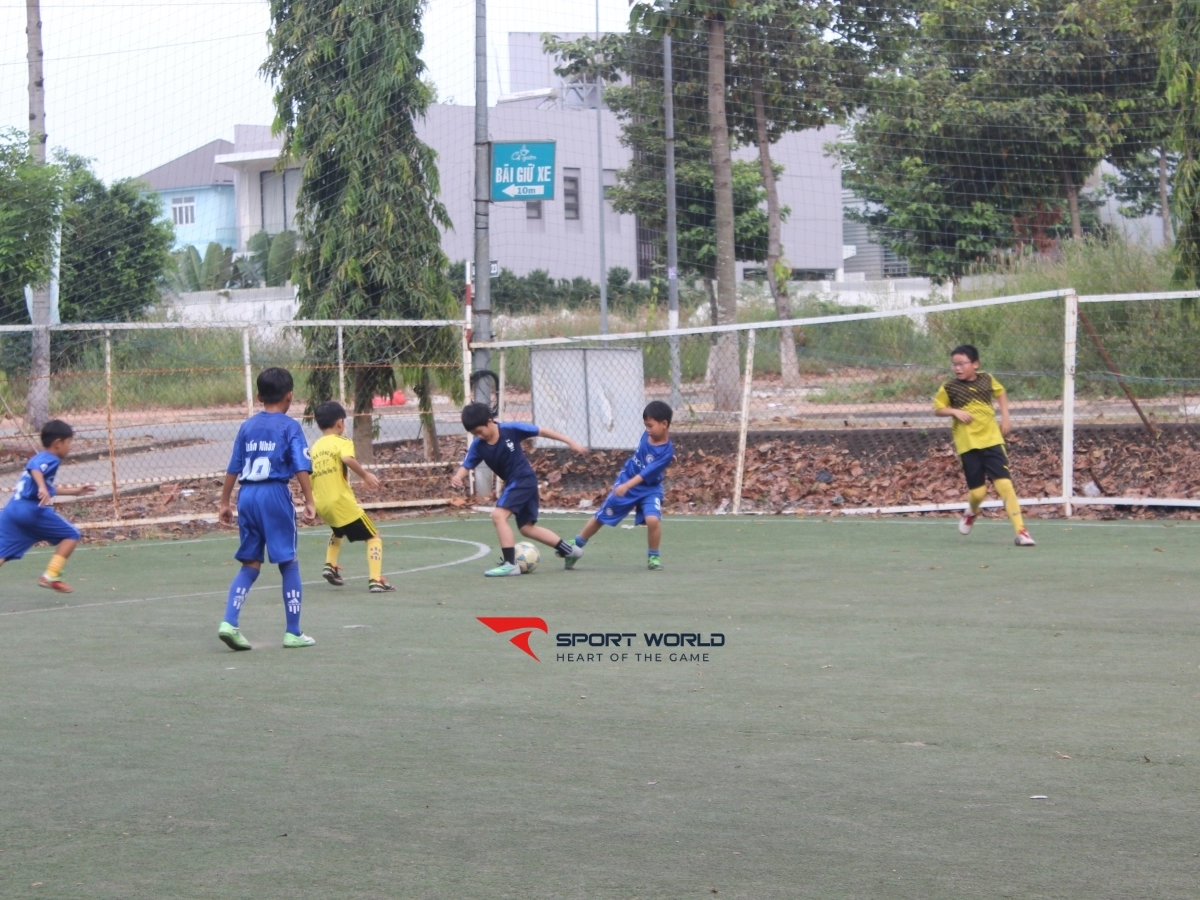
461, 401, 493, 432
257, 367, 294, 404
643, 400, 673, 425
40, 419, 74, 448
951, 344, 980, 362
314, 401, 347, 430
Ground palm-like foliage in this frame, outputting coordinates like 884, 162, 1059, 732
263, 0, 461, 461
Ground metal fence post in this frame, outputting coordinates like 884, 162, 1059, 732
461, 311, 472, 407
242, 326, 253, 418
498, 347, 507, 420
337, 324, 346, 407
731, 329, 756, 515
462, 315, 476, 497
1062, 291, 1078, 517
103, 329, 120, 521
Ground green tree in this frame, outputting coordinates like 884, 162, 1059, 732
727, 0, 904, 385
263, 0, 461, 462
1103, 0, 1176, 242
840, 0, 1155, 280
1162, 0, 1200, 286
265, 229, 297, 286
56, 161, 174, 323
628, 0, 741, 409
547, 24, 771, 403
0, 129, 61, 325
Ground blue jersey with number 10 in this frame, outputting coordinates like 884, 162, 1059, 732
226, 412, 311, 484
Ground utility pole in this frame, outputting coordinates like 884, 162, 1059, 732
26, 0, 51, 431
663, 7, 682, 408
473, 0, 493, 494
595, 0, 608, 334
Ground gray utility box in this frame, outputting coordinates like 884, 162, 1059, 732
530, 348, 645, 450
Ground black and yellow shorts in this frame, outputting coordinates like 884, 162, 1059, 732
330, 514, 379, 543
959, 445, 1011, 490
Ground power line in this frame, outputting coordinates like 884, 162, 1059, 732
0, 32, 265, 67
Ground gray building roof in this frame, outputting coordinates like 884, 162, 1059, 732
137, 140, 235, 191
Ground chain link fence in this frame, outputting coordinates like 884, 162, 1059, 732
0, 319, 467, 527
5, 289, 1200, 530
481, 288, 1200, 520
1070, 292, 1200, 511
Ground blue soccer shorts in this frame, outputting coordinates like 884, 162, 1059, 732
235, 481, 298, 564
0, 499, 81, 560
496, 479, 540, 529
594, 488, 663, 527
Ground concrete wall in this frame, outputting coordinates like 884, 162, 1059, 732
164, 286, 299, 324
418, 103, 639, 281
745, 125, 842, 275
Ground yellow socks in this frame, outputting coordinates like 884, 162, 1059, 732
325, 535, 343, 568
366, 537, 383, 582
44, 553, 67, 581
967, 486, 987, 515
993, 478, 1025, 533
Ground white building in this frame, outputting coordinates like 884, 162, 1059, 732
204, 33, 846, 284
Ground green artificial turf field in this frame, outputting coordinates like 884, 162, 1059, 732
2, 515, 1199, 899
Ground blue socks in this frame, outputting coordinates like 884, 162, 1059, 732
574, 535, 588, 548
280, 559, 303, 635
223, 565, 260, 627
648, 548, 660, 557
222, 561, 304, 634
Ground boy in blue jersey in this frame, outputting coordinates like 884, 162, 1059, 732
0, 420, 95, 593
451, 402, 587, 576
566, 401, 674, 570
216, 367, 317, 650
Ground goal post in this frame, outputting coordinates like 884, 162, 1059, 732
1068, 289, 1200, 512
472, 289, 1075, 518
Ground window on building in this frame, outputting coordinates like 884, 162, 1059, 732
526, 200, 543, 220
171, 196, 195, 226
563, 170, 581, 220
260, 167, 302, 235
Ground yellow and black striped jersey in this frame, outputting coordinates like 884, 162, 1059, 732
933, 373, 1006, 454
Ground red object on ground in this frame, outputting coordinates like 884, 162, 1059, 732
371, 390, 407, 408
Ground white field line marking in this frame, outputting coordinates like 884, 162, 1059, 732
0, 536, 490, 617
16, 518, 484, 559
484, 510, 1200, 530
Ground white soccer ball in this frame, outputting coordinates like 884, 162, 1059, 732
514, 541, 540, 574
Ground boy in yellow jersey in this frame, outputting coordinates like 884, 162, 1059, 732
310, 401, 396, 592
933, 344, 1036, 547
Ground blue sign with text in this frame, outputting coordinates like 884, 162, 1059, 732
491, 141, 557, 202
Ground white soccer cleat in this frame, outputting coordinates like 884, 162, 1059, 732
1014, 529, 1036, 547
958, 512, 976, 535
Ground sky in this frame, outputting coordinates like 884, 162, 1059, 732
0, 0, 631, 183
